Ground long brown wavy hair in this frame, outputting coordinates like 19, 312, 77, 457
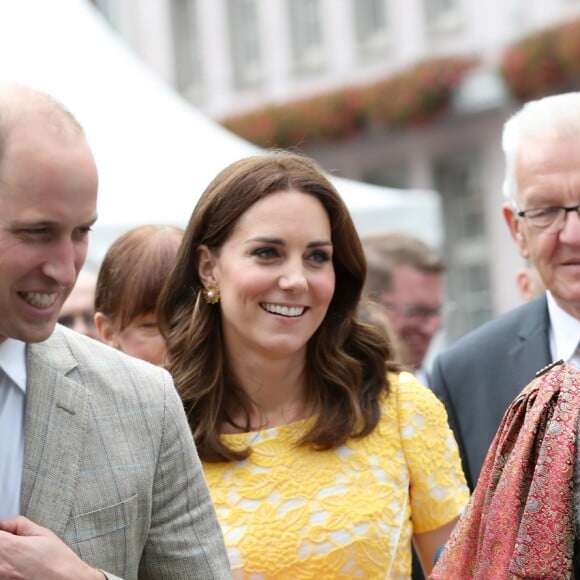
157, 151, 402, 462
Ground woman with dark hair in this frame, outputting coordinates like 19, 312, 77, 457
158, 151, 468, 578
94, 224, 183, 365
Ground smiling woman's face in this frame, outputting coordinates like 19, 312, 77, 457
198, 190, 336, 362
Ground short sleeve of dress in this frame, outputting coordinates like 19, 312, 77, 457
394, 372, 470, 534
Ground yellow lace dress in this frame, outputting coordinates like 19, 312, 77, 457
203, 372, 469, 579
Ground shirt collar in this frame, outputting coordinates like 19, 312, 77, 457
547, 291, 580, 363
0, 338, 27, 394
413, 366, 430, 388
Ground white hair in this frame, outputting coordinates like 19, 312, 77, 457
502, 92, 580, 202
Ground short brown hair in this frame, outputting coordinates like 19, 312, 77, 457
95, 224, 184, 330
363, 232, 445, 301
158, 151, 401, 462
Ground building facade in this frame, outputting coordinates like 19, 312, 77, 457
91, 0, 580, 342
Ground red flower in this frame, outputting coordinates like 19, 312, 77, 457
500, 18, 580, 101
220, 56, 478, 147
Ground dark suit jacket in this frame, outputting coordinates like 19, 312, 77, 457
431, 294, 551, 491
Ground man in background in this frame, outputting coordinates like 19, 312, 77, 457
363, 232, 446, 387
58, 269, 99, 339
431, 92, 580, 492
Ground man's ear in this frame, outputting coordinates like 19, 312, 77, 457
197, 244, 217, 287
94, 312, 118, 348
502, 201, 529, 259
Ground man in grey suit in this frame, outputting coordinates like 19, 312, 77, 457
0, 84, 231, 578
432, 92, 580, 492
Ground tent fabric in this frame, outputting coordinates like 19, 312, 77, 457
0, 0, 443, 269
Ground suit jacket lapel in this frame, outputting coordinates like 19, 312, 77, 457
21, 330, 90, 537
507, 295, 552, 392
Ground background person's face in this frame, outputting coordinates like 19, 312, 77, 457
379, 264, 443, 369
95, 311, 167, 366
0, 128, 98, 343
58, 273, 98, 339
507, 135, 580, 318
114, 312, 167, 366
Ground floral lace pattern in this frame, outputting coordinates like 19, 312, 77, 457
203, 372, 469, 579
431, 362, 580, 579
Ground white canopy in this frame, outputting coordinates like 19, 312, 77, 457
0, 0, 443, 269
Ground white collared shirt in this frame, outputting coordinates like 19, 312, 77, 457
546, 291, 580, 368
414, 367, 430, 389
0, 338, 27, 519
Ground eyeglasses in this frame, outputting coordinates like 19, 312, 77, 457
380, 302, 453, 323
515, 204, 580, 233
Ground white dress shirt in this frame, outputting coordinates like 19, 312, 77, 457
546, 291, 580, 368
414, 366, 430, 388
0, 338, 27, 519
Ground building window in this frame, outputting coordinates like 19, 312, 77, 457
354, 0, 391, 59
228, 0, 262, 88
288, 0, 324, 75
433, 151, 492, 340
424, 0, 462, 34
172, 0, 203, 100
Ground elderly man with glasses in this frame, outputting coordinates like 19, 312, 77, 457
431, 92, 580, 494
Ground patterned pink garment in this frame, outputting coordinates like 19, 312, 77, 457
430, 361, 580, 580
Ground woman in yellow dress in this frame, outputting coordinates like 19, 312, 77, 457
158, 151, 469, 579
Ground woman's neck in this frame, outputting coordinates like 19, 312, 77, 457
224, 349, 313, 432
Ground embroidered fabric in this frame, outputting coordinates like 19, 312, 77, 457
203, 372, 469, 579
431, 361, 580, 580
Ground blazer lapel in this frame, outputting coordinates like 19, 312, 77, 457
507, 295, 552, 393
21, 330, 90, 537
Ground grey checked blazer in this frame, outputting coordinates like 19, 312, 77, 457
21, 325, 231, 579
